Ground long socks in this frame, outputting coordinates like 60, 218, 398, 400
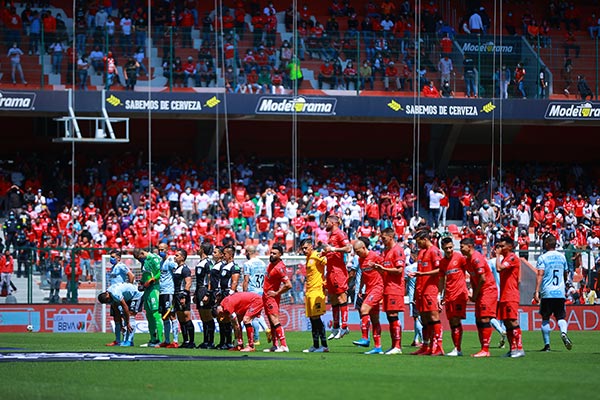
310, 317, 321, 348
541, 320, 551, 346
274, 323, 287, 347
360, 314, 370, 340
388, 315, 402, 349
340, 303, 349, 329
332, 305, 340, 329
451, 324, 463, 351
164, 318, 172, 343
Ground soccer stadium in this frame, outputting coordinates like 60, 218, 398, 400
1, 0, 600, 399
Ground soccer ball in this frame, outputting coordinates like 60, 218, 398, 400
26, 324, 33, 332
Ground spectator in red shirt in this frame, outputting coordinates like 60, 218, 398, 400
343, 61, 358, 90
0, 250, 14, 295
384, 61, 400, 91
422, 80, 441, 97
318, 60, 337, 89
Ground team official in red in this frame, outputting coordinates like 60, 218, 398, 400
374, 228, 405, 355
460, 237, 498, 357
322, 215, 352, 340
438, 237, 469, 356
411, 228, 444, 356
217, 291, 264, 352
351, 237, 384, 354
496, 236, 525, 358
262, 244, 292, 352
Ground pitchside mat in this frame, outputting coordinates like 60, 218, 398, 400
0, 352, 295, 362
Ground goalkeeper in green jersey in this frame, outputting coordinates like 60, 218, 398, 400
133, 248, 164, 347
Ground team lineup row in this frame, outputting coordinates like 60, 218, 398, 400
97, 215, 573, 356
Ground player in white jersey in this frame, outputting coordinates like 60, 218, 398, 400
534, 234, 573, 351
242, 245, 269, 345
105, 250, 135, 346
98, 282, 143, 346
158, 242, 179, 347
404, 260, 423, 347
487, 249, 508, 348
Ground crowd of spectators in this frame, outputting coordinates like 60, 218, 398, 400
1, 153, 600, 295
3, 1, 600, 94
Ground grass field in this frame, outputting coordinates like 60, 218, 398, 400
0, 330, 598, 400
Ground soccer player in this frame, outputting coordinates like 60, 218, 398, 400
534, 234, 573, 352
460, 237, 498, 357
216, 291, 264, 352
374, 228, 405, 355
322, 215, 352, 340
405, 260, 423, 347
106, 250, 135, 346
487, 247, 508, 348
437, 237, 469, 356
107, 250, 135, 286
133, 248, 163, 347
194, 242, 216, 349
262, 244, 292, 352
352, 237, 384, 354
300, 238, 329, 353
216, 246, 241, 350
411, 228, 444, 355
496, 236, 525, 358
98, 282, 143, 346
243, 245, 269, 346
158, 242, 179, 348
173, 248, 195, 348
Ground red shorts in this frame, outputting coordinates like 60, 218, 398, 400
245, 296, 264, 320
326, 271, 348, 295
497, 301, 519, 321
475, 294, 497, 319
363, 286, 383, 308
262, 295, 280, 317
383, 293, 404, 312
444, 298, 467, 320
417, 292, 439, 313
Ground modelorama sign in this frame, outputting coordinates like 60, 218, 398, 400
4, 90, 600, 122
461, 41, 514, 54
0, 90, 36, 110
544, 102, 600, 119
255, 96, 337, 115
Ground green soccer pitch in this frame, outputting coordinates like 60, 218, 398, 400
0, 330, 598, 400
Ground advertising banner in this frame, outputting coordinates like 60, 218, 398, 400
0, 304, 598, 333
3, 90, 600, 124
53, 314, 87, 333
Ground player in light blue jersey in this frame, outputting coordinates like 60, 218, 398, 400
404, 259, 423, 347
98, 283, 143, 346
105, 250, 135, 346
107, 250, 135, 287
487, 250, 508, 348
242, 245, 269, 345
534, 234, 573, 351
158, 242, 179, 347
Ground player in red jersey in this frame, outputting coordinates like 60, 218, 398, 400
496, 236, 525, 358
322, 215, 352, 340
438, 237, 469, 356
411, 228, 444, 356
351, 237, 384, 354
262, 243, 292, 352
373, 228, 405, 355
460, 237, 498, 357
216, 291, 264, 352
